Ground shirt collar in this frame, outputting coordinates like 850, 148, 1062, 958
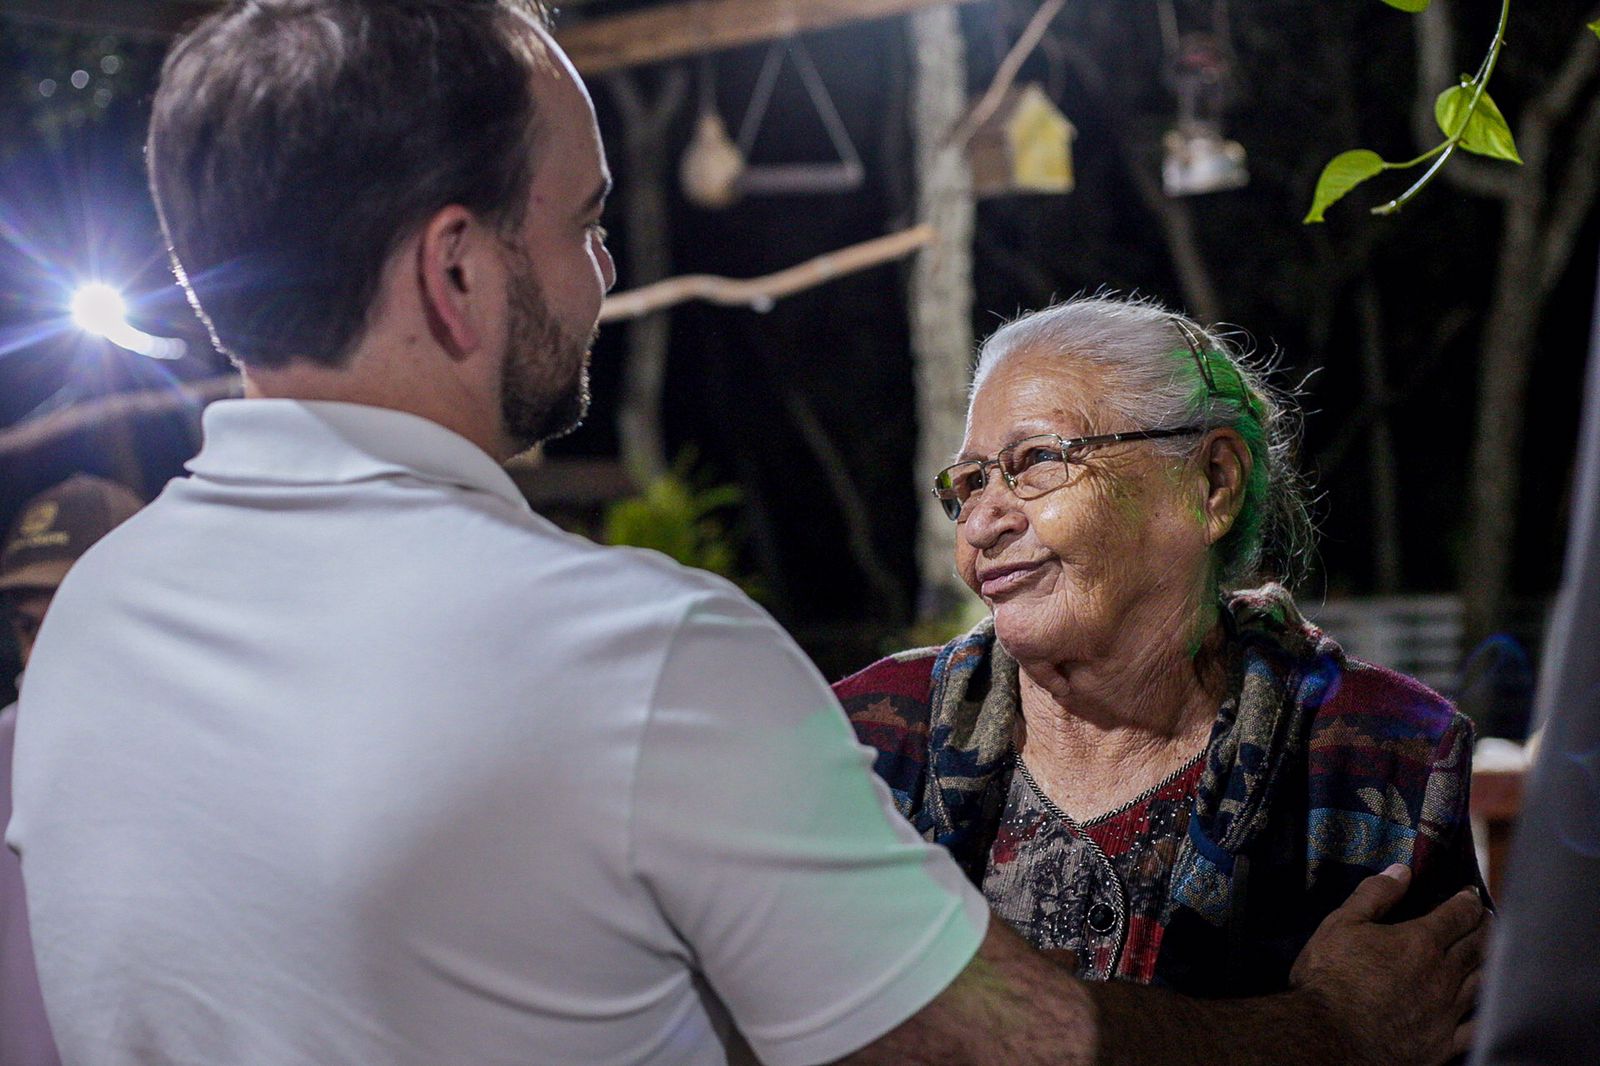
186, 399, 528, 511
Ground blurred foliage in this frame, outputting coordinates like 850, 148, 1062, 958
602, 453, 762, 599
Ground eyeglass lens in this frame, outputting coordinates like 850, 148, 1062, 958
934, 435, 1075, 519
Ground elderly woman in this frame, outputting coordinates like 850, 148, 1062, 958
835, 295, 1483, 996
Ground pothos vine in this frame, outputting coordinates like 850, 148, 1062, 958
1305, 1, 1600, 223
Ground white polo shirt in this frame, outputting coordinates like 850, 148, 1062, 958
8, 400, 986, 1066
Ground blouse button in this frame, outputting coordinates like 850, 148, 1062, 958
1086, 903, 1117, 934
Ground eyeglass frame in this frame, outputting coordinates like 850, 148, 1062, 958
931, 425, 1205, 521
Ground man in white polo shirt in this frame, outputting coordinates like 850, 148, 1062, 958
8, 3, 1485, 1064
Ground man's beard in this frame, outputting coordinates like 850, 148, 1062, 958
498, 253, 595, 455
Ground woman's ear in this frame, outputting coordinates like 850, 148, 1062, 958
417, 205, 487, 360
1200, 428, 1252, 546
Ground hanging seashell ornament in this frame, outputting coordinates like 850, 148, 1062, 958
680, 112, 746, 210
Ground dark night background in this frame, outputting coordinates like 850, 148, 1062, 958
2, 0, 1596, 726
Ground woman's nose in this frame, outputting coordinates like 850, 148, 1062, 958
960, 487, 1026, 548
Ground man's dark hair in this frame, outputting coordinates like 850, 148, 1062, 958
148, 0, 551, 369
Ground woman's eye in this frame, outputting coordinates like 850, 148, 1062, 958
1016, 447, 1064, 470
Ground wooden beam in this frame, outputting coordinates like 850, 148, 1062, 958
598, 224, 934, 322
558, 0, 984, 75
0, 0, 216, 40
505, 457, 637, 508
0, 0, 616, 40
0, 0, 972, 69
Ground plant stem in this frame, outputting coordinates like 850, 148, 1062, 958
1372, 0, 1512, 215
1389, 141, 1452, 170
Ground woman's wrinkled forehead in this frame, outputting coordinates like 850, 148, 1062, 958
962, 345, 1107, 448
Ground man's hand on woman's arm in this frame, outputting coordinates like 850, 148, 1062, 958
1285, 864, 1485, 1064
836, 864, 1488, 1066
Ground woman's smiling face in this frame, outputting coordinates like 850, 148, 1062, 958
953, 346, 1215, 669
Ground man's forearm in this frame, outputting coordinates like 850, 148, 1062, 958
1091, 976, 1351, 1066
839, 872, 1482, 1066
839, 920, 1348, 1066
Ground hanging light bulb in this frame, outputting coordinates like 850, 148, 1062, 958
70, 282, 187, 360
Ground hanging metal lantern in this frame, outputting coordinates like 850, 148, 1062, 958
1159, 16, 1249, 196
1162, 124, 1248, 196
968, 83, 1076, 199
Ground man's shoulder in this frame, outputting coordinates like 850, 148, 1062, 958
515, 519, 754, 610
481, 521, 785, 667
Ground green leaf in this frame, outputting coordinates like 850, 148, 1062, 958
1304, 149, 1390, 223
1380, 0, 1430, 11
1435, 83, 1523, 163
1588, 19, 1600, 40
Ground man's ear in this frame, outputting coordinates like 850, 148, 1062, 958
1199, 428, 1252, 546
417, 205, 489, 360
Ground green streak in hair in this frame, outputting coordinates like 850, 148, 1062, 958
1171, 345, 1268, 579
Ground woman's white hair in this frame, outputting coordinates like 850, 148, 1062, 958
972, 293, 1314, 590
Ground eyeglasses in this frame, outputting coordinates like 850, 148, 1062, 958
931, 426, 1204, 521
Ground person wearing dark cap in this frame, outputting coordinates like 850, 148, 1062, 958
1, 474, 144, 1066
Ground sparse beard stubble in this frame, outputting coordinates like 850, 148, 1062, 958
498, 249, 595, 456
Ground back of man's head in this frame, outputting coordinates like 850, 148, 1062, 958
147, 0, 552, 371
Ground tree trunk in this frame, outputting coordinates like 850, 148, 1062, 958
1434, 10, 1600, 646
908, 5, 977, 619
1123, 148, 1222, 327
1357, 282, 1403, 593
1463, 182, 1544, 643
607, 69, 689, 486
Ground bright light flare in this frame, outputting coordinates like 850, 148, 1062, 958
68, 282, 187, 360
70, 282, 127, 335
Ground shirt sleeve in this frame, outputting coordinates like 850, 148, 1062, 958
629, 593, 988, 1066
1409, 710, 1489, 913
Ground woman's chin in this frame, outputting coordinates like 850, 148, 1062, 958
989, 606, 1066, 665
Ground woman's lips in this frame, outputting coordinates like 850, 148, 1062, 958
977, 561, 1043, 598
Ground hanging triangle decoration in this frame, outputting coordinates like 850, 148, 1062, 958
734, 37, 865, 197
